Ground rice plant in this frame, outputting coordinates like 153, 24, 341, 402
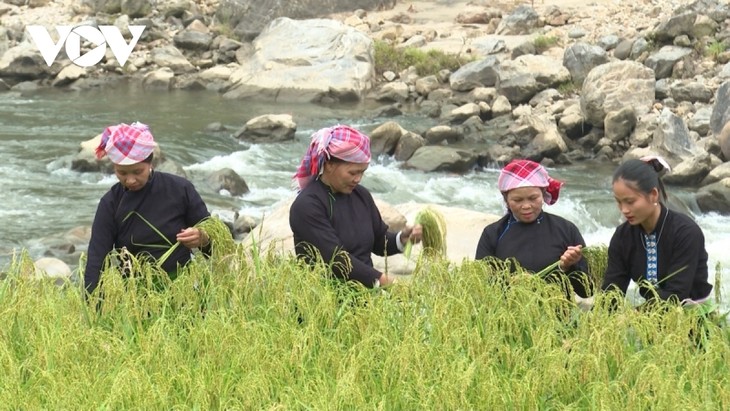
0, 242, 728, 409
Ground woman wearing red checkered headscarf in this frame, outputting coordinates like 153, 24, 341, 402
290, 125, 422, 288
84, 122, 211, 295
475, 159, 592, 300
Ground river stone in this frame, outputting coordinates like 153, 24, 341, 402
700, 161, 730, 185
449, 56, 500, 92
718, 121, 730, 160
234, 114, 296, 143
650, 109, 706, 167
688, 107, 712, 136
604, 107, 637, 142
150, 46, 196, 74
663, 153, 712, 186
496, 55, 570, 104
394, 131, 425, 162
710, 81, 730, 136
696, 178, 730, 215
207, 168, 250, 196
653, 11, 696, 42
495, 4, 540, 35
405, 146, 477, 173
33, 257, 71, 283
424, 125, 463, 145
644, 46, 693, 79
370, 121, 403, 157
580, 60, 655, 128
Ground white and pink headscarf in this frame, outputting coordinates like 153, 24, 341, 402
95, 122, 156, 165
498, 159, 563, 205
293, 125, 371, 190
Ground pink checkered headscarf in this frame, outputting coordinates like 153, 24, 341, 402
498, 159, 563, 205
294, 125, 371, 190
95, 122, 156, 165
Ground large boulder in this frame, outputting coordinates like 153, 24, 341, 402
696, 178, 730, 215
215, 0, 396, 41
234, 114, 297, 143
405, 146, 478, 173
650, 109, 706, 167
562, 42, 610, 87
223, 18, 374, 102
496, 55, 571, 104
449, 56, 500, 92
644, 46, 693, 79
580, 61, 655, 128
710, 81, 730, 137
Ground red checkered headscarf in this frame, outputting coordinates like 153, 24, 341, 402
498, 159, 563, 205
294, 125, 371, 190
95, 122, 156, 165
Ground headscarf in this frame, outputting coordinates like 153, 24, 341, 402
497, 159, 563, 205
95, 122, 156, 165
293, 125, 371, 190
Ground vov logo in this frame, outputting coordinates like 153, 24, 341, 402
26, 25, 146, 67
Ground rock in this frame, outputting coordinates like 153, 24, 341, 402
375, 81, 409, 102
710, 81, 730, 136
394, 131, 425, 162
449, 56, 500, 92
696, 178, 730, 215
580, 61, 655, 128
370, 121, 404, 156
491, 95, 512, 118
613, 39, 634, 60
207, 168, 250, 196
52, 64, 87, 87
670, 80, 713, 104
652, 12, 696, 42
445, 103, 481, 123
718, 121, 730, 160
142, 67, 174, 90
33, 257, 71, 282
121, 0, 152, 18
150, 46, 196, 74
562, 42, 610, 87
496, 5, 540, 35
224, 18, 373, 103
597, 34, 620, 51
687, 107, 712, 136
414, 75, 440, 96
701, 161, 730, 185
604, 107, 637, 142
424, 125, 462, 145
234, 114, 296, 143
558, 104, 590, 140
173, 29, 214, 51
663, 153, 712, 186
520, 116, 568, 162
497, 55, 570, 104
650, 109, 706, 167
0, 43, 57, 80
644, 46, 693, 79
233, 214, 258, 235
405, 146, 477, 173
471, 37, 507, 55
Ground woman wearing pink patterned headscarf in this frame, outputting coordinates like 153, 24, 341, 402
476, 159, 592, 299
84, 122, 211, 295
290, 125, 422, 288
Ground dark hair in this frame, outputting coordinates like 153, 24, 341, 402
612, 158, 668, 202
142, 153, 154, 164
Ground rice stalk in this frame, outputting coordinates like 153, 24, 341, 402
404, 206, 447, 260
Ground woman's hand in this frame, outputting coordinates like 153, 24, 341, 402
400, 224, 423, 244
559, 244, 583, 271
177, 227, 209, 249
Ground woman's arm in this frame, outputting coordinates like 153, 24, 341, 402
84, 196, 117, 294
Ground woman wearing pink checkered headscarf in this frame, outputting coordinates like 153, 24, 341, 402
290, 125, 422, 288
85, 122, 212, 295
476, 159, 593, 300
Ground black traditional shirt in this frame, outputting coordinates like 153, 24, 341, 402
475, 211, 591, 297
289, 179, 400, 287
84, 171, 210, 293
602, 204, 712, 302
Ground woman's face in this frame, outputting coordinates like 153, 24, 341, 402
114, 162, 152, 191
322, 161, 368, 194
612, 178, 659, 228
506, 186, 544, 223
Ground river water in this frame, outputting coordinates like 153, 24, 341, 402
1, 85, 728, 305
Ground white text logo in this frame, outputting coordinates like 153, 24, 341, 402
26, 25, 146, 67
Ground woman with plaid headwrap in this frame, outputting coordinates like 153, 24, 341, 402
84, 122, 211, 294
289, 125, 422, 288
475, 159, 592, 299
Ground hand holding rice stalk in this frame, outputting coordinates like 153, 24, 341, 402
124, 212, 233, 268
404, 206, 447, 260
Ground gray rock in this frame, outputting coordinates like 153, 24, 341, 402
696, 178, 730, 215
629, 38, 651, 60
405, 146, 477, 173
604, 107, 637, 142
718, 121, 730, 160
670, 80, 713, 103
644, 46, 693, 79
414, 75, 440, 97
121, 0, 152, 18
653, 12, 696, 42
424, 125, 463, 145
370, 121, 403, 156
173, 30, 214, 51
471, 37, 507, 55
142, 67, 174, 90
449, 56, 500, 92
613, 39, 634, 60
375, 81, 409, 102
688, 107, 712, 136
701, 161, 730, 185
651, 109, 706, 167
710, 81, 730, 136
394, 131, 425, 162
207, 168, 250, 196
234, 114, 297, 143
663, 153, 712, 185
445, 103, 481, 123
497, 55, 570, 104
562, 42, 610, 87
496, 5, 540, 35
224, 18, 373, 103
150, 46, 196, 74
597, 34, 620, 51
580, 61, 655, 128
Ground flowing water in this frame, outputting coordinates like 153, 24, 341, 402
1, 85, 728, 306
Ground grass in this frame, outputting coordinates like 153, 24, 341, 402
533, 35, 561, 54
705, 40, 727, 62
0, 242, 728, 409
373, 40, 473, 77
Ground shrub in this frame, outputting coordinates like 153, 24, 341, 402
533, 35, 560, 53
373, 40, 472, 76
705, 40, 727, 61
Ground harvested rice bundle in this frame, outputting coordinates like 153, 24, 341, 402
404, 206, 447, 260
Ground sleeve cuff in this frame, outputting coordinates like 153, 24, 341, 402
395, 230, 405, 252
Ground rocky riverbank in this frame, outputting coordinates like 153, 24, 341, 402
3, 0, 730, 275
